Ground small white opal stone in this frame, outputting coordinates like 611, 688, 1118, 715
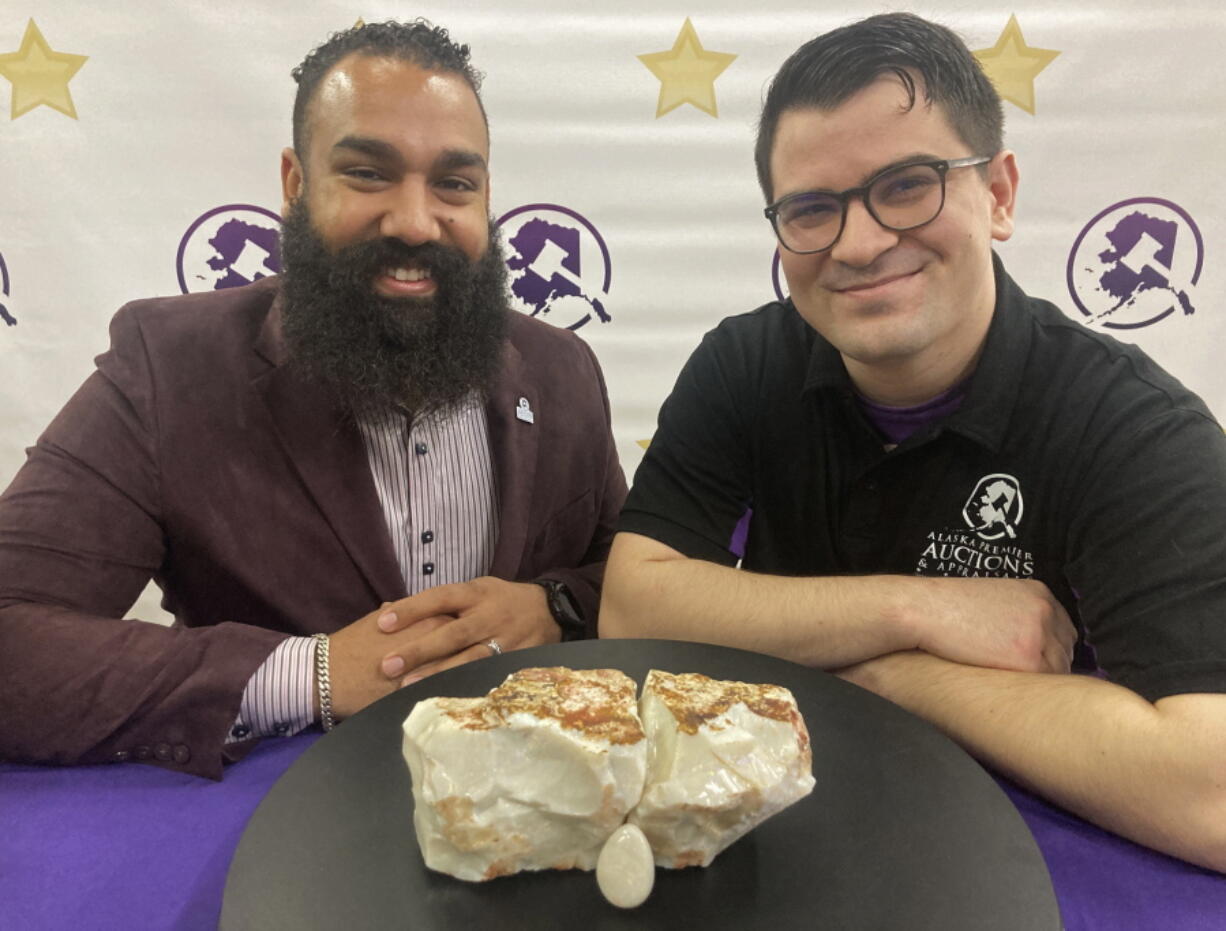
596, 823, 655, 908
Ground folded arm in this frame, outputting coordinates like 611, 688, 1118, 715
838, 651, 1226, 873
599, 531, 1075, 673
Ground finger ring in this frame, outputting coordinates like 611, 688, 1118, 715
485, 639, 503, 656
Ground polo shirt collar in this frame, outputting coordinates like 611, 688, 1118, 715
941, 252, 1032, 453
799, 251, 1032, 453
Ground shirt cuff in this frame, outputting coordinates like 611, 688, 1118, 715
225, 635, 317, 743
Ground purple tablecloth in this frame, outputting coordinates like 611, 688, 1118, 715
3, 734, 1224, 930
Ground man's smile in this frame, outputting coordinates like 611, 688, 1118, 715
377, 262, 437, 297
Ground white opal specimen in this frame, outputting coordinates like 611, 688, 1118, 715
628, 669, 815, 868
596, 822, 656, 908
402, 667, 647, 882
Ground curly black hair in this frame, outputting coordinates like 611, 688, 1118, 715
291, 18, 486, 157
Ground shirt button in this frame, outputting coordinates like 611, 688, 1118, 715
274, 722, 291, 737
134, 745, 152, 761
231, 724, 251, 740
421, 530, 434, 544
154, 743, 173, 761
112, 750, 131, 763
414, 442, 428, 455
422, 562, 435, 576
173, 745, 191, 764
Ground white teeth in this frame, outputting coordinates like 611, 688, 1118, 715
389, 267, 428, 282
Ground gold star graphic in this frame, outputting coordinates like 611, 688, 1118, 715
636, 438, 652, 450
638, 18, 736, 118
973, 14, 1059, 115
0, 19, 88, 120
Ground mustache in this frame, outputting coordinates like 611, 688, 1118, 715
325, 237, 473, 291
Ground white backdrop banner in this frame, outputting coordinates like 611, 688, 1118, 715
2, 2, 1223, 622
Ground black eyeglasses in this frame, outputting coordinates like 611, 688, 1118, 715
764, 155, 992, 254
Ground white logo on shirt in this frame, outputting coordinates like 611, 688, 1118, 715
963, 473, 1023, 541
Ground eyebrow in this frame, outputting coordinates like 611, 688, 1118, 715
332, 135, 403, 165
857, 153, 941, 185
789, 152, 943, 199
331, 135, 488, 174
436, 149, 488, 173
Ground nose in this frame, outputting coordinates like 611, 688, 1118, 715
828, 195, 898, 267
379, 181, 442, 246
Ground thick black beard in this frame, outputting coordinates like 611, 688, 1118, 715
278, 198, 510, 422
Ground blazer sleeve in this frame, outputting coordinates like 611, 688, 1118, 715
0, 305, 288, 780
531, 336, 627, 634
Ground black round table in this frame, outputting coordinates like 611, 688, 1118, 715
221, 640, 1061, 930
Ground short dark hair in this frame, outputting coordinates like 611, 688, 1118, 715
754, 12, 1003, 200
291, 19, 486, 158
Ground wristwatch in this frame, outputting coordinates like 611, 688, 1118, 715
533, 579, 587, 641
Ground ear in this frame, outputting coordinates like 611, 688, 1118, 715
281, 147, 304, 216
987, 150, 1019, 243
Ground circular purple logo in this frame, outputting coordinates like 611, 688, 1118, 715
0, 250, 14, 327
496, 203, 612, 330
176, 204, 282, 295
1066, 197, 1204, 329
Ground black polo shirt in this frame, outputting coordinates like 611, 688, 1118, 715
620, 255, 1226, 701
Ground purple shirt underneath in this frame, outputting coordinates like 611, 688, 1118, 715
728, 380, 970, 558
856, 378, 970, 446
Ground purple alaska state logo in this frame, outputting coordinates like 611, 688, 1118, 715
496, 204, 612, 330
176, 205, 282, 295
0, 250, 14, 327
1066, 197, 1205, 329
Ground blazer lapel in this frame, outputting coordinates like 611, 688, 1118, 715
252, 296, 406, 603
486, 336, 540, 579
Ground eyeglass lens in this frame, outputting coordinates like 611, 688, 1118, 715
776, 163, 946, 253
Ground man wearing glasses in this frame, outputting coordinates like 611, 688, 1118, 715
602, 13, 1226, 871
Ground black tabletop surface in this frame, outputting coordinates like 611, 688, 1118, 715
221, 639, 1061, 930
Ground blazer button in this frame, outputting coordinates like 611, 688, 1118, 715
414, 442, 428, 455
154, 743, 173, 762
173, 745, 191, 764
420, 530, 434, 544
231, 724, 251, 740
134, 745, 152, 761
112, 750, 131, 763
422, 562, 435, 576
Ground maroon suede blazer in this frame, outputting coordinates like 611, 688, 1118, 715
0, 277, 627, 778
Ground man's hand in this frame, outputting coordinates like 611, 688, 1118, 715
376, 576, 560, 682
324, 579, 560, 720
905, 577, 1077, 674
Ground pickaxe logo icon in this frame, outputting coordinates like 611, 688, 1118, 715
963, 473, 1024, 541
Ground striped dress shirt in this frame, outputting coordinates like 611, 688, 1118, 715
227, 398, 497, 743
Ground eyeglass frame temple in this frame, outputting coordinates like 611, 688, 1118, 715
763, 154, 994, 255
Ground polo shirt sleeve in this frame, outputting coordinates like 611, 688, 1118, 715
618, 325, 754, 566
1066, 405, 1226, 701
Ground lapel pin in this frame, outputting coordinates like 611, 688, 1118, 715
516, 397, 535, 424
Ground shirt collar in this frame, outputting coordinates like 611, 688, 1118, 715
941, 252, 1032, 453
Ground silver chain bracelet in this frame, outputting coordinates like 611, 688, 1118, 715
311, 633, 336, 732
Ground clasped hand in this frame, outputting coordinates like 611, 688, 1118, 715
326, 577, 560, 719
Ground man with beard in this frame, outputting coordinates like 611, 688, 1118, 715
0, 21, 626, 779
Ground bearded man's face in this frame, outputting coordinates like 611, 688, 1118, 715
277, 56, 507, 419
278, 196, 509, 420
